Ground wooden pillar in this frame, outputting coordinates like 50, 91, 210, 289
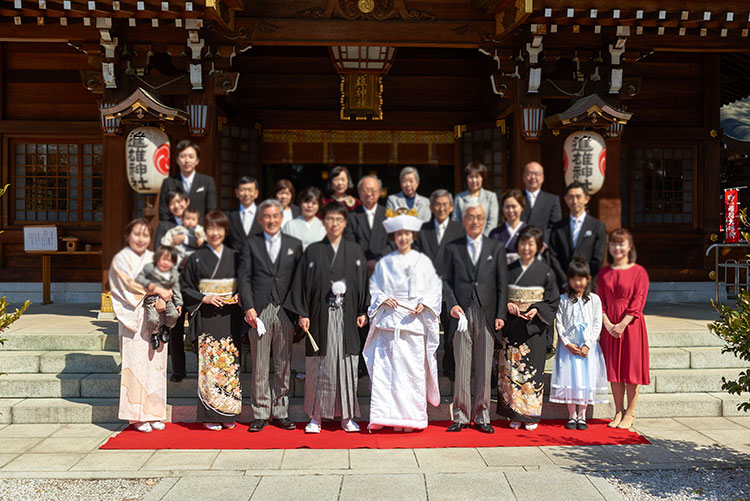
595, 138, 622, 233
101, 133, 132, 290
702, 54, 721, 233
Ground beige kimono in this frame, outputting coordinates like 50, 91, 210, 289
109, 246, 168, 422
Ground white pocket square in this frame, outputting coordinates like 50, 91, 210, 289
487, 255, 493, 261
287, 248, 294, 256
196, 186, 205, 193
584, 230, 593, 237
356, 259, 361, 266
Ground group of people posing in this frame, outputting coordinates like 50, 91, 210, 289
108, 139, 650, 435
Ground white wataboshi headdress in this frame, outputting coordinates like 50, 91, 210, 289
382, 208, 422, 234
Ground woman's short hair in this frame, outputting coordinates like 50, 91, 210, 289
517, 225, 544, 255
326, 165, 354, 196
399, 166, 420, 183
501, 189, 525, 209
298, 186, 322, 206
175, 139, 201, 159
464, 161, 488, 182
203, 210, 230, 233
607, 228, 637, 264
123, 218, 150, 243
321, 200, 348, 220
274, 179, 296, 205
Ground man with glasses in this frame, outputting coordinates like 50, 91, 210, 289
344, 175, 393, 276
521, 161, 561, 243
442, 203, 508, 434
285, 201, 370, 434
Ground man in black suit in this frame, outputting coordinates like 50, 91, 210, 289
416, 189, 465, 381
521, 161, 562, 242
344, 175, 392, 275
549, 180, 607, 288
238, 199, 303, 433
442, 204, 507, 434
224, 176, 263, 252
158, 140, 217, 222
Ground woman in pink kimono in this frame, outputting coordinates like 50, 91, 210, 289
109, 218, 170, 433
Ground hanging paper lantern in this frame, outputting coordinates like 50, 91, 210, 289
125, 127, 170, 194
562, 131, 606, 195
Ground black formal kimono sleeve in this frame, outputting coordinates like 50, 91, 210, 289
284, 250, 311, 320
179, 251, 205, 314
526, 265, 560, 334
355, 245, 370, 318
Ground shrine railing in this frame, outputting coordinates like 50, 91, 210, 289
706, 243, 750, 302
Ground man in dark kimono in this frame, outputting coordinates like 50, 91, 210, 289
343, 175, 392, 377
285, 201, 370, 434
224, 176, 263, 252
442, 203, 508, 434
238, 199, 303, 432
548, 180, 607, 288
415, 189, 465, 381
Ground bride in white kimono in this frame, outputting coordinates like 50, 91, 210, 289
363, 212, 442, 432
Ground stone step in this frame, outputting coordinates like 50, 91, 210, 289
1, 391, 739, 424
647, 330, 724, 348
0, 332, 119, 352
651, 368, 746, 393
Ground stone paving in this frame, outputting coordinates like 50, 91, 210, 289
0, 417, 747, 500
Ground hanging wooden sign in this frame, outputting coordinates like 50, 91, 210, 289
563, 131, 606, 195
125, 127, 171, 194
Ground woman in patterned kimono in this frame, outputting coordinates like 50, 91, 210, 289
109, 218, 169, 433
180, 210, 243, 430
285, 201, 370, 434
497, 226, 559, 431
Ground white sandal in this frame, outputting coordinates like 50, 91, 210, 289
150, 421, 165, 431
203, 423, 222, 431
305, 420, 321, 434
342, 419, 360, 433
134, 422, 152, 433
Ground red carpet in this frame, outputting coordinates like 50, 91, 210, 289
100, 420, 649, 450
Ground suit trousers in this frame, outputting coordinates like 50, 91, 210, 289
249, 303, 294, 420
168, 309, 187, 377
440, 303, 455, 381
452, 303, 494, 425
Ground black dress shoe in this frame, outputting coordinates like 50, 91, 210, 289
151, 334, 160, 350
248, 419, 268, 432
159, 326, 170, 344
273, 418, 296, 430
473, 422, 495, 434
446, 421, 467, 432
169, 373, 185, 382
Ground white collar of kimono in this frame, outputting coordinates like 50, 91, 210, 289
209, 245, 223, 260
383, 214, 422, 233
505, 221, 523, 239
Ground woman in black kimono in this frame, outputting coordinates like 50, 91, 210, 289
285, 201, 370, 434
180, 210, 242, 430
497, 225, 559, 431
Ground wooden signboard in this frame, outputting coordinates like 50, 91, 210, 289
23, 226, 59, 252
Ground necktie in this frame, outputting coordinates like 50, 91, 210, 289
183, 178, 191, 194
267, 235, 280, 262
367, 210, 374, 229
470, 240, 479, 265
437, 224, 444, 244
572, 219, 582, 247
242, 210, 252, 234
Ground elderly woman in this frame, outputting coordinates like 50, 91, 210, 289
597, 228, 650, 430
274, 178, 300, 227
453, 162, 499, 236
497, 226, 559, 431
489, 189, 527, 263
180, 210, 243, 430
386, 166, 431, 222
282, 186, 326, 251
321, 165, 361, 212
109, 218, 168, 433
364, 213, 442, 432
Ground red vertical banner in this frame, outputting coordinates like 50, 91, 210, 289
725, 189, 740, 243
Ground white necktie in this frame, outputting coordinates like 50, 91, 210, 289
572, 219, 582, 247
470, 240, 479, 265
242, 209, 252, 234
437, 224, 444, 244
267, 235, 280, 262
367, 210, 374, 229
183, 178, 192, 194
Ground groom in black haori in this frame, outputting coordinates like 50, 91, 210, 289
442, 203, 508, 434
238, 199, 303, 432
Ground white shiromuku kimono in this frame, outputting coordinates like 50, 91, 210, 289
363, 249, 442, 430
109, 246, 168, 423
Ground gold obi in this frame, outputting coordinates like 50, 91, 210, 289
508, 285, 544, 312
199, 278, 237, 303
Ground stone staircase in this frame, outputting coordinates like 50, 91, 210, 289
0, 303, 747, 424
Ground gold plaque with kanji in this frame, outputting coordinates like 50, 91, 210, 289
340, 74, 383, 120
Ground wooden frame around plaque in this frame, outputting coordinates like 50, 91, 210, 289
340, 74, 383, 121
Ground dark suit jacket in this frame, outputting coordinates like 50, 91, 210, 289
415, 218, 465, 277
237, 232, 303, 314
548, 214, 607, 286
442, 236, 508, 343
343, 204, 393, 261
224, 206, 263, 252
153, 217, 201, 250
158, 172, 217, 221
522, 190, 562, 241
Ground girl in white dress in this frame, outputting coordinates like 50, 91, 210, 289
549, 256, 608, 430
364, 212, 442, 432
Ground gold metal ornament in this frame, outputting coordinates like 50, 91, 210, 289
710, 233, 718, 242
709, 271, 716, 280
358, 0, 375, 14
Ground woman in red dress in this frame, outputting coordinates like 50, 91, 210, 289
321, 165, 361, 212
596, 228, 649, 430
